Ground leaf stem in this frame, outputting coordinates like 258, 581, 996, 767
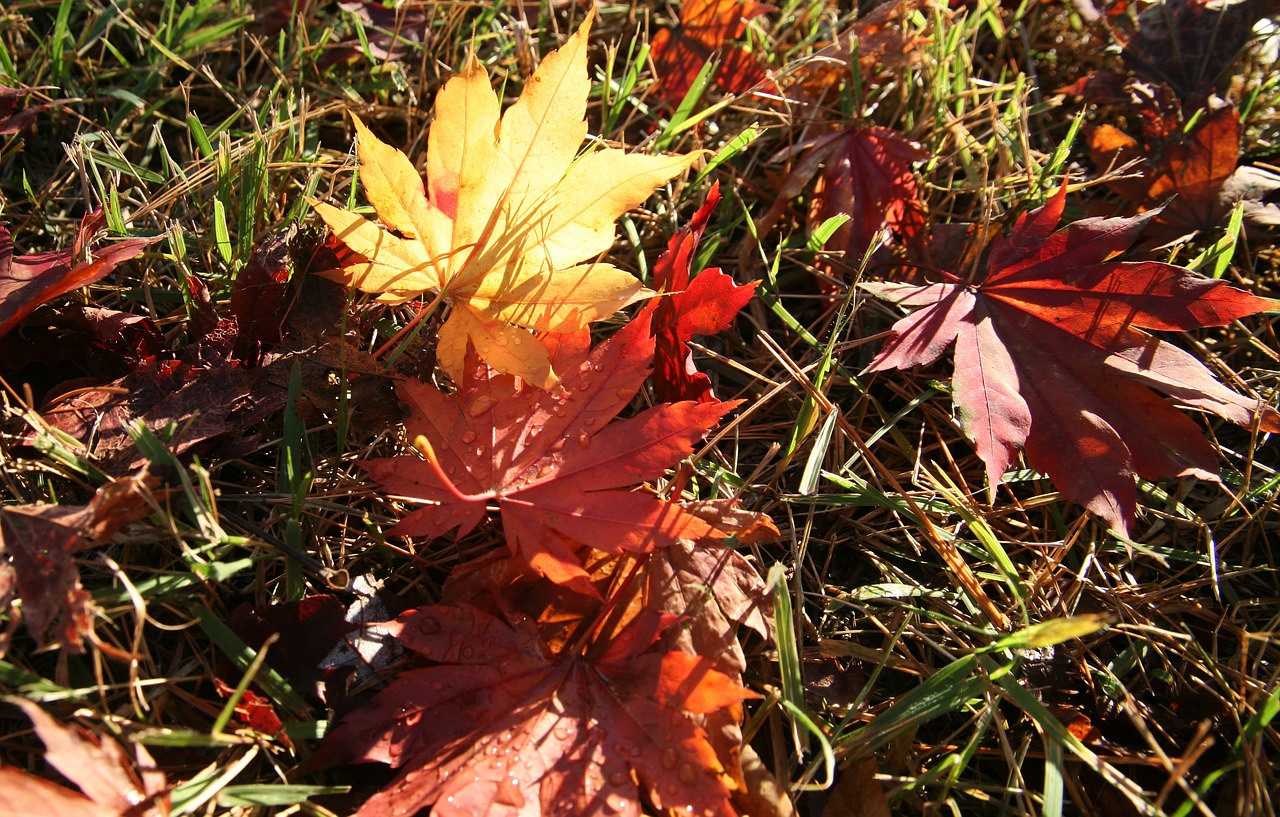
373, 289, 446, 361
412, 434, 495, 503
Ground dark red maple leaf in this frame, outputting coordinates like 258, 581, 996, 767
1089, 104, 1280, 241
755, 124, 927, 276
0, 700, 168, 817
308, 587, 758, 817
651, 0, 775, 107
652, 183, 758, 403
0, 211, 156, 339
863, 181, 1280, 533
809, 125, 928, 270
364, 307, 741, 594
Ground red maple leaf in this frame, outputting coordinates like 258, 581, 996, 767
652, 183, 758, 403
863, 181, 1280, 533
0, 210, 155, 339
651, 0, 774, 107
755, 124, 927, 276
809, 125, 928, 269
364, 307, 741, 594
308, 584, 759, 817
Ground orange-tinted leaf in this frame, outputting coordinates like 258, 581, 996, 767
314, 12, 697, 388
0, 700, 168, 817
864, 181, 1280, 533
310, 589, 758, 817
214, 679, 295, 748
652, 183, 758, 403
365, 308, 741, 593
651, 0, 774, 106
1088, 105, 1280, 240
0, 211, 155, 339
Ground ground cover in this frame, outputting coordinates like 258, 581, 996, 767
1, 0, 1278, 815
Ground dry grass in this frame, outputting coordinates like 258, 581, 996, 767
1, 0, 1278, 815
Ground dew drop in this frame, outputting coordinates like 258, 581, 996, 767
614, 388, 631, 401
431, 680, 445, 691
660, 748, 679, 770
538, 463, 553, 477
461, 430, 477, 444
605, 793, 630, 812
553, 406, 567, 418
678, 762, 698, 785
577, 430, 592, 450
578, 361, 593, 373
495, 334, 509, 347
417, 615, 440, 634
467, 395, 496, 417
512, 334, 524, 346
461, 645, 476, 659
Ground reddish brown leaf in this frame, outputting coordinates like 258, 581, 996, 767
809, 125, 928, 270
0, 475, 155, 651
651, 0, 774, 106
0, 508, 92, 651
0, 700, 168, 817
0, 211, 156, 339
0, 85, 54, 135
310, 587, 758, 817
1088, 105, 1280, 241
365, 307, 741, 594
755, 124, 927, 276
652, 183, 759, 403
864, 181, 1280, 533
229, 225, 296, 362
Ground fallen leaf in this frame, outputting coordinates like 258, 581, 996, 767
308, 588, 758, 817
0, 699, 168, 817
332, 1, 429, 63
0, 475, 154, 652
1117, 0, 1277, 107
1088, 104, 1280, 241
863, 180, 1280, 533
0, 211, 156, 340
364, 307, 741, 594
0, 85, 54, 135
808, 124, 929, 270
229, 225, 296, 362
789, 0, 927, 104
652, 183, 759, 403
214, 679, 295, 749
754, 124, 927, 276
313, 10, 698, 389
651, 0, 775, 107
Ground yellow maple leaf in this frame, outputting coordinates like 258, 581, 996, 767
311, 10, 699, 390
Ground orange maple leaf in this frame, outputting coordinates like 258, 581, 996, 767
309, 577, 759, 817
312, 10, 699, 389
